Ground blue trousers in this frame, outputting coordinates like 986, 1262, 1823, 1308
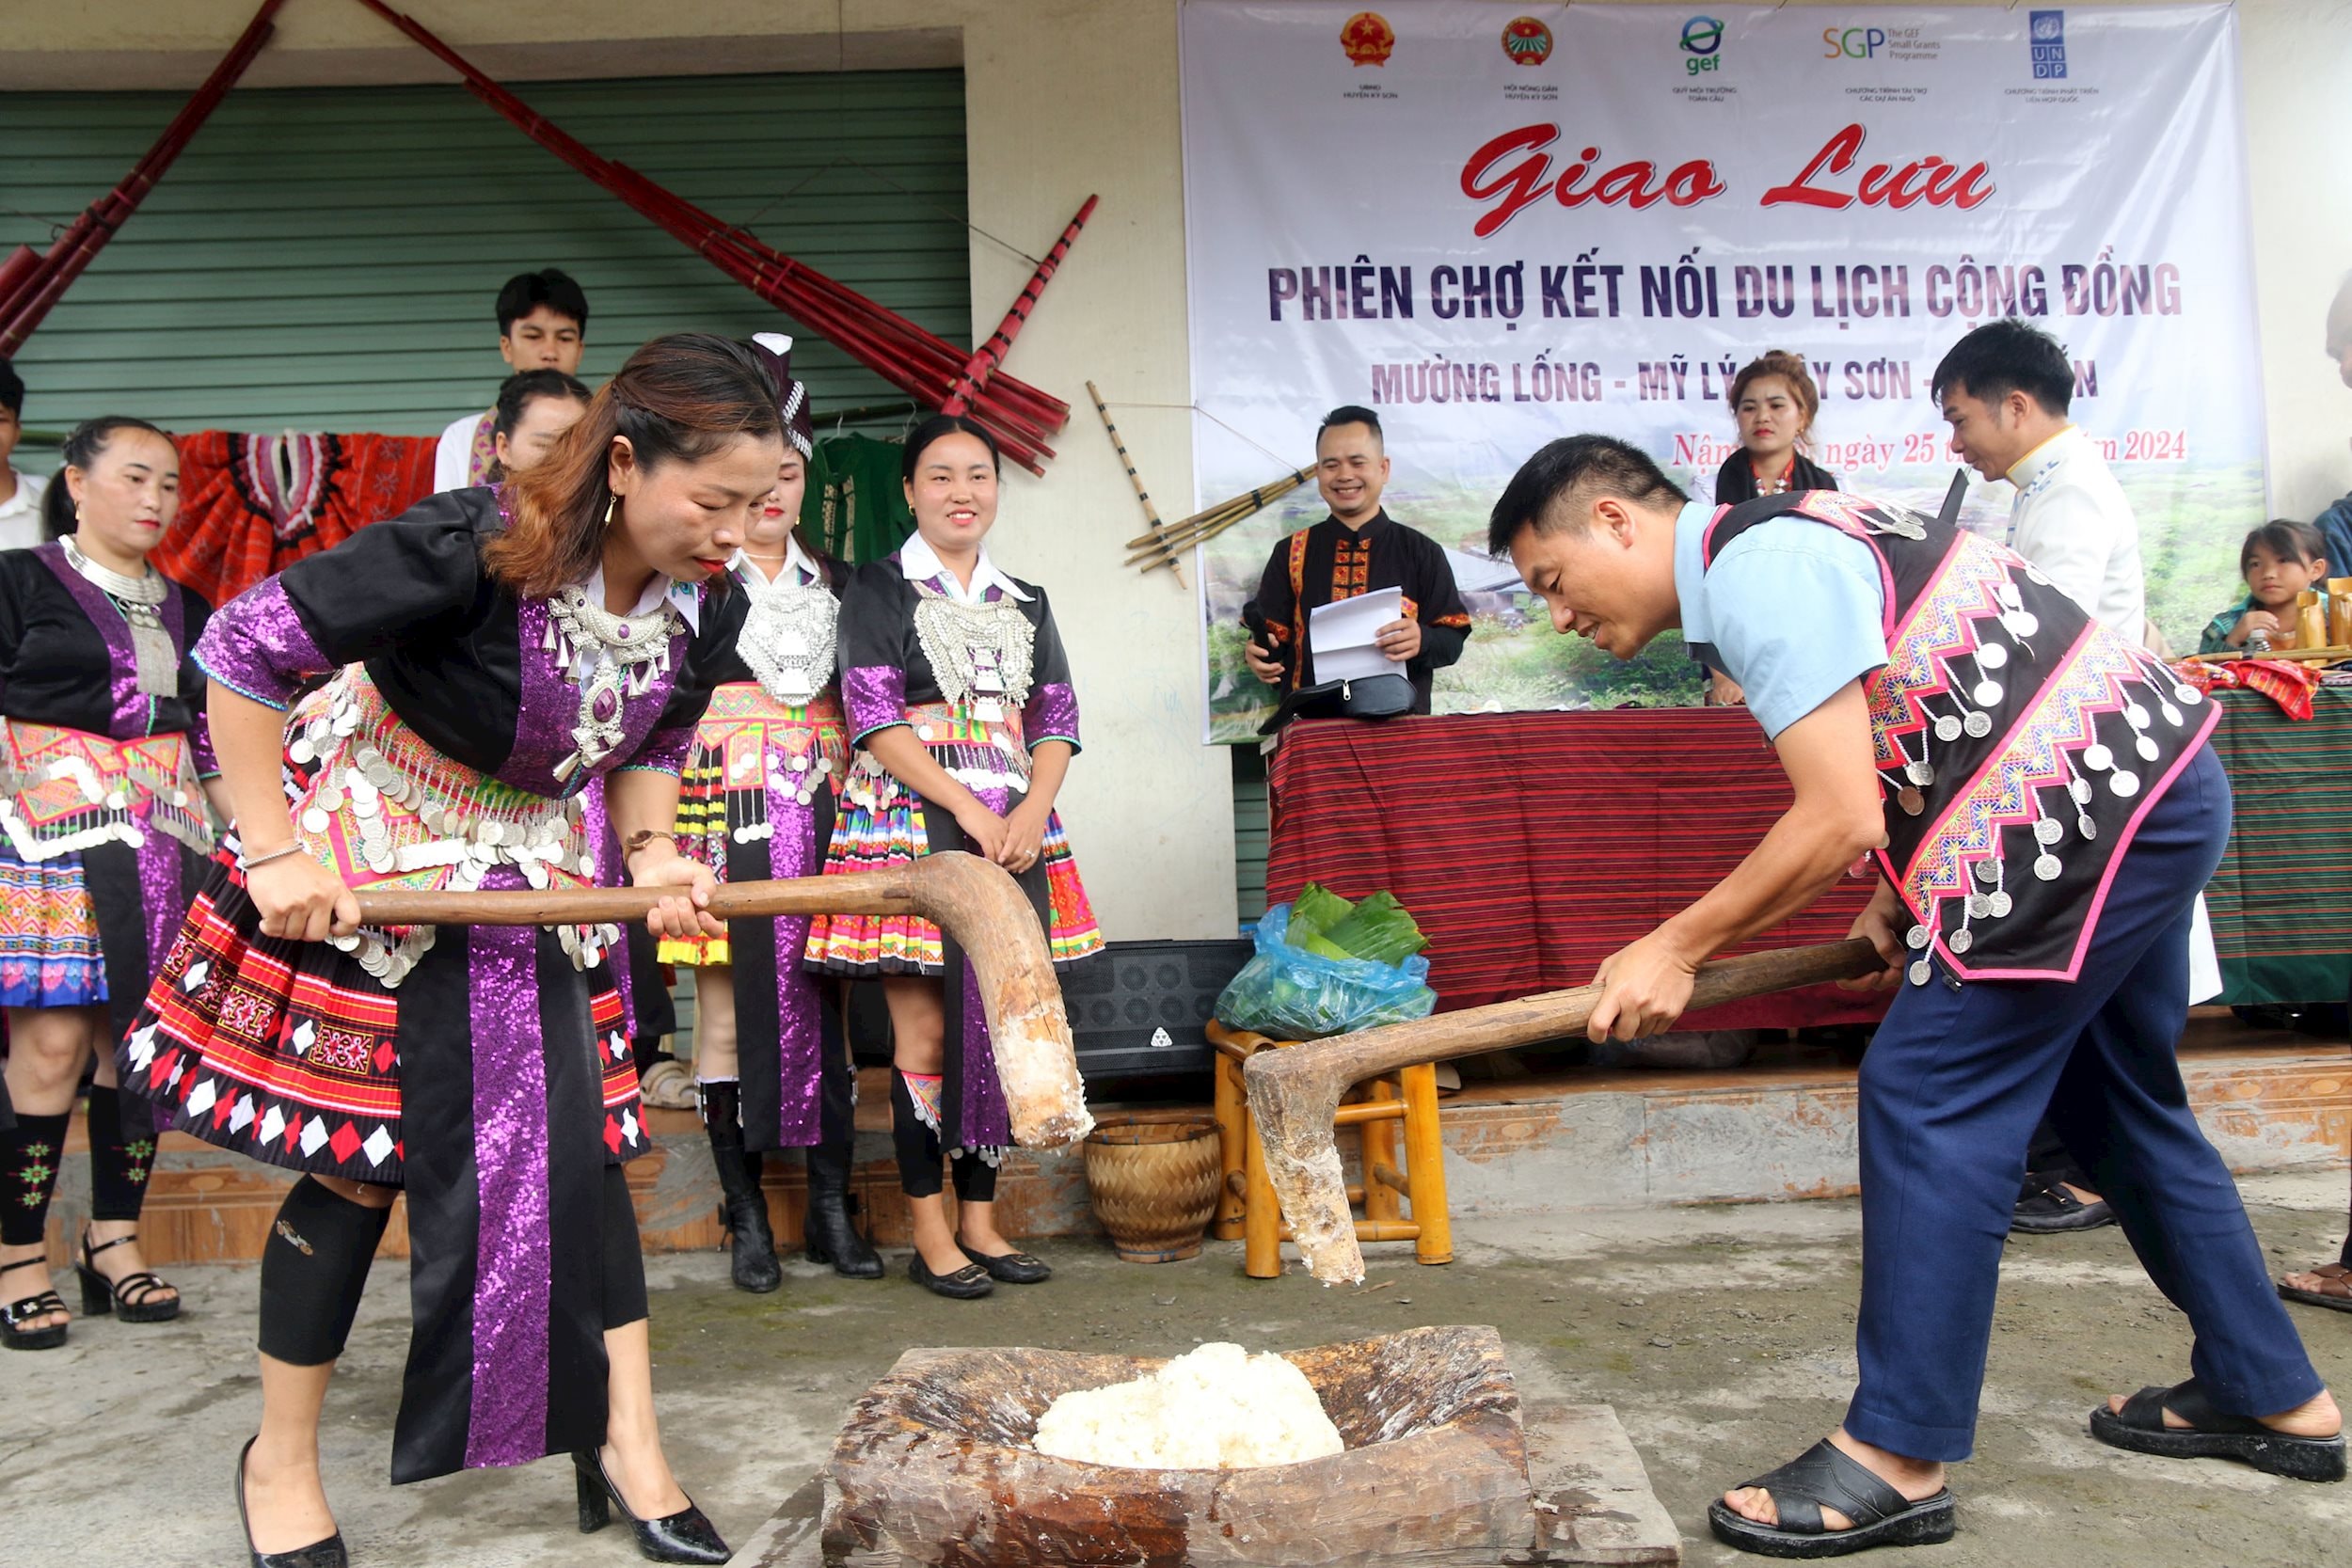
1845, 745, 2323, 1461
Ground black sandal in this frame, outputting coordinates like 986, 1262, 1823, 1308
1, 1256, 70, 1351
2090, 1378, 2346, 1481
1708, 1439, 1956, 1558
76, 1229, 181, 1323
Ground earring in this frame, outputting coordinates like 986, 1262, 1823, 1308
604, 495, 618, 527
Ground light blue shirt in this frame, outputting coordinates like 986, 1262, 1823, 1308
1673, 500, 1888, 739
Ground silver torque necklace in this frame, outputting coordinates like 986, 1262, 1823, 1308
63, 535, 177, 698
738, 562, 838, 705
543, 584, 679, 782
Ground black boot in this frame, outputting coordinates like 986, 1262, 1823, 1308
803, 1136, 882, 1279
701, 1083, 780, 1294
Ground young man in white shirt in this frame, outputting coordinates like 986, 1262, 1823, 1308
431, 269, 589, 492
0, 360, 49, 551
1935, 318, 2152, 1237
1935, 319, 2146, 640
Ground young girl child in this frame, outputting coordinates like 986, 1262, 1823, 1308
2200, 519, 2330, 653
661, 335, 880, 1293
0, 418, 217, 1348
122, 334, 776, 1564
806, 415, 1103, 1300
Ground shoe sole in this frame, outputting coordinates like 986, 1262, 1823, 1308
2009, 1212, 2118, 1235
2, 1324, 67, 1350
2088, 1406, 2348, 1481
1708, 1495, 1956, 1558
2279, 1284, 2352, 1315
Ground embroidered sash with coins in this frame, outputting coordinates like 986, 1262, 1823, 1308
280, 669, 615, 988
841, 700, 1038, 817
675, 684, 850, 869
0, 721, 213, 863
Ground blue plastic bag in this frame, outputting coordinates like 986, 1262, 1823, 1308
1214, 904, 1438, 1039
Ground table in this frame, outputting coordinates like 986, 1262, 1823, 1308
1265, 711, 1883, 1030
2204, 685, 2352, 1006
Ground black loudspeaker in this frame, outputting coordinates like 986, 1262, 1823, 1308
1062, 939, 1255, 1083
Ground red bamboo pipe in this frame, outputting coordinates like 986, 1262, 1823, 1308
943, 195, 1096, 419
0, 0, 283, 354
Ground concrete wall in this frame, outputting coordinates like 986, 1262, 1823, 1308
8, 0, 2351, 942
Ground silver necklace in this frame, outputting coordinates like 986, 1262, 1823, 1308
912, 588, 1034, 719
543, 584, 678, 782
738, 564, 837, 705
63, 535, 177, 698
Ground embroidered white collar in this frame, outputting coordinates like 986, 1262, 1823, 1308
580, 562, 703, 632
898, 531, 1031, 604
731, 534, 822, 588
2006, 425, 2083, 502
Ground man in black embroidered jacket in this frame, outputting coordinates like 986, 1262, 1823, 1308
1242, 406, 1470, 714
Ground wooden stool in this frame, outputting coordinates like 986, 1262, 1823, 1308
1208, 1020, 1453, 1279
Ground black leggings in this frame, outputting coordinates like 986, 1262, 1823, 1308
890, 1070, 997, 1203
259, 1167, 645, 1367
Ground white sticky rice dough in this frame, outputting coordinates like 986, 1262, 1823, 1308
1030, 1342, 1344, 1469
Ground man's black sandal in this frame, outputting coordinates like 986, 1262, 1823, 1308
1708, 1439, 1956, 1558
2089, 1378, 2346, 1481
2010, 1179, 2115, 1235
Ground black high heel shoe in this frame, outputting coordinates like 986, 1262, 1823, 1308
77, 1227, 181, 1323
572, 1448, 731, 1564
235, 1436, 348, 1568
1, 1257, 69, 1351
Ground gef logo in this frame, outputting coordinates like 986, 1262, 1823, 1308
1679, 16, 1724, 74
2028, 10, 2067, 78
1822, 25, 1886, 58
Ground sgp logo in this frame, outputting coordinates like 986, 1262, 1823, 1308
1679, 16, 1725, 74
1823, 25, 1887, 58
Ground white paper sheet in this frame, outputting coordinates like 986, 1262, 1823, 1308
1308, 586, 1403, 685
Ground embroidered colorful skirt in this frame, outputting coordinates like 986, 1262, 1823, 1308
116, 671, 645, 1483
658, 682, 850, 1149
0, 722, 210, 1027
0, 846, 106, 1008
804, 700, 1102, 1155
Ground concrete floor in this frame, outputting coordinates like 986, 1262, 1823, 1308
9, 1168, 2352, 1568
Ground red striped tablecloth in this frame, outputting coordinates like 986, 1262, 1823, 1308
1265, 711, 1885, 1028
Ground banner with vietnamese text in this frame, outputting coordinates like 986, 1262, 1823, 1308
1181, 2, 2258, 740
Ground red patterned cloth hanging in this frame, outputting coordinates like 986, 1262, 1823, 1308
156, 431, 437, 605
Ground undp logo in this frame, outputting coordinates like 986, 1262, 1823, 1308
2028, 8, 2067, 77
1679, 15, 1725, 75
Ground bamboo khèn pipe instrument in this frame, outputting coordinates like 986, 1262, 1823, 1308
353, 853, 1093, 1150
1244, 938, 1884, 1284
1124, 467, 1317, 570
1089, 380, 1184, 589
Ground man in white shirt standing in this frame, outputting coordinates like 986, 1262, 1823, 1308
1935, 318, 2160, 1238
1936, 319, 2147, 640
431, 268, 590, 492
0, 360, 50, 552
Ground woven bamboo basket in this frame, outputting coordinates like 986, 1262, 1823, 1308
1083, 1117, 1222, 1263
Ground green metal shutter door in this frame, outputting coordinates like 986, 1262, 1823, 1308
0, 70, 969, 442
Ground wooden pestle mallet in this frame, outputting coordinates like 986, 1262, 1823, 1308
1244, 938, 1886, 1284
355, 850, 1092, 1149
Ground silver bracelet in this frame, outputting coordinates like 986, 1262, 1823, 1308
237, 842, 304, 873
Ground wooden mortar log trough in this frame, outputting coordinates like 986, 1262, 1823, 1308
820, 1324, 1553, 1567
